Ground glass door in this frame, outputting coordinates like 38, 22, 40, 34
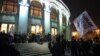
31, 25, 42, 34
0, 23, 15, 33
8, 24, 14, 32
51, 28, 57, 36
1, 24, 7, 33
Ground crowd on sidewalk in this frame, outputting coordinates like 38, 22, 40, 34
48, 34, 68, 56
47, 33, 100, 56
0, 31, 100, 56
70, 36, 100, 56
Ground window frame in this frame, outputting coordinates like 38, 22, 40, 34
30, 6, 41, 17
2, 0, 17, 12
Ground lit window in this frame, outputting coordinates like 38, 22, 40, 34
51, 28, 55, 35
31, 26, 36, 34
31, 25, 42, 34
1, 24, 7, 33
55, 29, 57, 35
8, 24, 14, 32
39, 26, 42, 33
36, 25, 39, 34
0, 23, 15, 33
51, 28, 57, 36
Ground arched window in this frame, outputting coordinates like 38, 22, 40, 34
2, 0, 17, 12
30, 1, 42, 17
50, 8, 57, 20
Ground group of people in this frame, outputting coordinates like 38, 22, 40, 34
0, 32, 20, 56
1, 31, 100, 56
70, 36, 100, 56
48, 34, 100, 56
48, 34, 68, 56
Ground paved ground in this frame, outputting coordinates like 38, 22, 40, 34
15, 42, 71, 56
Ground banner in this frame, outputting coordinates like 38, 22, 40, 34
73, 11, 97, 37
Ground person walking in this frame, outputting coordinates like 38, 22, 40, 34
48, 35, 65, 56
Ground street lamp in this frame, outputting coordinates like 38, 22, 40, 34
72, 31, 79, 40
72, 32, 78, 37
95, 29, 100, 37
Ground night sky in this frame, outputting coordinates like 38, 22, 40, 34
62, 0, 100, 30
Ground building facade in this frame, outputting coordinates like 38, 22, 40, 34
0, 0, 71, 40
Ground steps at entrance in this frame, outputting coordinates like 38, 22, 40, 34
15, 42, 71, 56
15, 42, 51, 56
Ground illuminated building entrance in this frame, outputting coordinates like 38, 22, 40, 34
0, 0, 71, 41
0, 23, 14, 33
51, 28, 57, 36
31, 25, 42, 34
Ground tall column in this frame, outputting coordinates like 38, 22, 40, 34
41, 7, 45, 35
58, 9, 63, 33
15, 5, 20, 33
18, 0, 29, 34
66, 22, 71, 41
44, 4, 50, 35
15, 14, 19, 33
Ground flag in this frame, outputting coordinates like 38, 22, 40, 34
73, 11, 97, 37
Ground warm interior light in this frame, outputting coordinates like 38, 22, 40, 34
31, 25, 42, 34
31, 26, 35, 34
51, 28, 57, 36
1, 24, 7, 33
55, 29, 57, 35
95, 29, 100, 35
51, 28, 54, 35
39, 26, 42, 33
36, 25, 39, 34
72, 32, 78, 37
8, 24, 14, 32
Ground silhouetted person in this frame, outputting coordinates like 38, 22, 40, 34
48, 36, 65, 56
60, 34, 67, 54
47, 33, 51, 42
93, 37, 100, 56
70, 37, 79, 56
81, 39, 91, 56
0, 33, 20, 56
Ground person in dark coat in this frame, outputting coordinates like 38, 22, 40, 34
70, 37, 79, 56
47, 33, 51, 42
92, 37, 100, 56
0, 33, 20, 56
48, 36, 65, 56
